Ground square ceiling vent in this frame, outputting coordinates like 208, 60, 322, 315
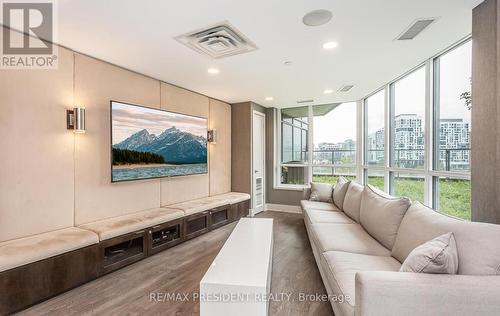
175, 21, 258, 59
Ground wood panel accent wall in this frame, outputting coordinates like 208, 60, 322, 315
471, 0, 500, 224
0, 27, 232, 241
0, 47, 75, 241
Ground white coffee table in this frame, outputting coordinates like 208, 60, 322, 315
200, 217, 274, 316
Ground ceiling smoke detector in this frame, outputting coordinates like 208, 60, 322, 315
175, 21, 258, 59
303, 9, 333, 27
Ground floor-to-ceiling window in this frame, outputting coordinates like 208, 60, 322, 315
312, 103, 357, 184
364, 90, 385, 191
361, 39, 471, 220
276, 103, 357, 188
279, 106, 309, 185
389, 66, 426, 204
432, 40, 472, 220
276, 38, 471, 220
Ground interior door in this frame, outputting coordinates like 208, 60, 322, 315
252, 111, 265, 215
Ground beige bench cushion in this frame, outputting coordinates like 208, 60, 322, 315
322, 251, 401, 316
305, 209, 355, 224
0, 227, 99, 272
212, 192, 251, 204
79, 208, 184, 241
301, 200, 341, 212
167, 196, 230, 216
311, 223, 391, 256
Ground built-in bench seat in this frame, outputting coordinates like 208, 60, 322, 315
77, 192, 251, 241
164, 192, 251, 216
0, 227, 99, 273
78, 207, 185, 241
0, 227, 101, 314
0, 192, 251, 315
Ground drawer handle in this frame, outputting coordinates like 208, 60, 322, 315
135, 230, 145, 235
152, 225, 161, 229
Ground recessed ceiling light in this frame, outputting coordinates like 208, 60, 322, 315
207, 68, 220, 74
303, 9, 333, 27
323, 41, 338, 50
324, 89, 333, 94
265, 97, 274, 101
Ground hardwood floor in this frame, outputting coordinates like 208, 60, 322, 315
18, 211, 333, 316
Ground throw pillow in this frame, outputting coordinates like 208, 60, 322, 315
309, 182, 333, 203
400, 232, 459, 274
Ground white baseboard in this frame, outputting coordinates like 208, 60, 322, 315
265, 203, 302, 214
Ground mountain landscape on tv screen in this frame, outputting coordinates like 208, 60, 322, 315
113, 126, 207, 164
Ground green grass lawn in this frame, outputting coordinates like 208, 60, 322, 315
312, 175, 471, 220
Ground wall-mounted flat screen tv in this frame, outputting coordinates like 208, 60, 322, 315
111, 101, 208, 182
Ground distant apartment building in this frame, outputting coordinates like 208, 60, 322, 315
366, 114, 470, 170
366, 128, 384, 164
393, 114, 425, 168
439, 119, 470, 170
315, 139, 356, 164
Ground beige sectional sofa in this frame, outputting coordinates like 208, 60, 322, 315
302, 180, 500, 316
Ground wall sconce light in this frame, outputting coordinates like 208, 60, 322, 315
207, 129, 217, 144
67, 107, 86, 133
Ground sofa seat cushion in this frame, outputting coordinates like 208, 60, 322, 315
305, 209, 355, 224
211, 192, 251, 204
0, 228, 99, 272
301, 200, 341, 212
167, 197, 230, 216
311, 223, 391, 256
321, 251, 401, 316
79, 208, 184, 241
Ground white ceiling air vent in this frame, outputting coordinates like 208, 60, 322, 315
297, 99, 314, 104
396, 19, 436, 41
338, 85, 354, 92
175, 21, 258, 59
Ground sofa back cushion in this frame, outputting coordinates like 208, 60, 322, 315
360, 185, 411, 250
309, 182, 333, 203
392, 202, 500, 275
333, 177, 350, 210
343, 181, 364, 222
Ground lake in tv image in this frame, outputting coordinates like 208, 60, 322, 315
111, 101, 208, 182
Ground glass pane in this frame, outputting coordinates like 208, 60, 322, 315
391, 172, 425, 203
313, 103, 356, 165
365, 90, 385, 166
436, 41, 471, 172
313, 167, 356, 184
281, 123, 293, 162
280, 166, 309, 185
435, 177, 471, 221
391, 67, 426, 169
366, 169, 385, 191
281, 107, 309, 163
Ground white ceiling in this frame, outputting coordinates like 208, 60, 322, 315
54, 0, 482, 108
